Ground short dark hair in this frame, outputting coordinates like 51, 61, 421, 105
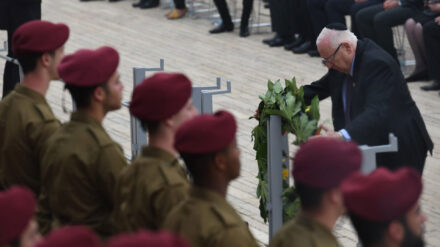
17, 51, 55, 74
141, 121, 161, 134
9, 237, 20, 247
348, 212, 392, 247
65, 81, 107, 109
294, 180, 326, 210
180, 153, 216, 182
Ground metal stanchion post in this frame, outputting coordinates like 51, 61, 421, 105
200, 79, 231, 114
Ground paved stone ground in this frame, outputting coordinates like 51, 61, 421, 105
0, 0, 439, 246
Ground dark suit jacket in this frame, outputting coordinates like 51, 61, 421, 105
304, 39, 433, 173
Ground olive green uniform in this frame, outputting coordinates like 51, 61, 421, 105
112, 146, 190, 232
163, 186, 259, 247
40, 111, 127, 237
269, 212, 340, 247
0, 84, 60, 194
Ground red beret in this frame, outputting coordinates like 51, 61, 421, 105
292, 137, 362, 189
0, 186, 36, 245
58, 46, 119, 87
36, 226, 102, 247
106, 230, 190, 247
341, 167, 422, 222
13, 20, 69, 56
130, 73, 192, 122
175, 110, 237, 154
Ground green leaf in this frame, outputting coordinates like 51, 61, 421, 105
309, 95, 320, 121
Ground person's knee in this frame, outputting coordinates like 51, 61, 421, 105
405, 18, 416, 31
355, 8, 370, 25
373, 11, 392, 28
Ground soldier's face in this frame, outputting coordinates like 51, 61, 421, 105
49, 45, 65, 80
224, 138, 241, 180
103, 72, 124, 111
170, 98, 198, 130
19, 218, 43, 247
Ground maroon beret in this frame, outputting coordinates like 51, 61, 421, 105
175, 110, 237, 154
36, 226, 102, 247
130, 73, 192, 122
106, 230, 190, 247
0, 186, 36, 246
58, 46, 119, 87
13, 20, 69, 56
292, 137, 362, 189
341, 167, 422, 222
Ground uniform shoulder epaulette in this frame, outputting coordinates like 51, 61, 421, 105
158, 164, 187, 186
210, 204, 242, 228
86, 126, 114, 147
34, 103, 57, 122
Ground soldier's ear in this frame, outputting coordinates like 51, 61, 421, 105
40, 52, 52, 68
213, 152, 227, 173
387, 220, 405, 244
93, 86, 106, 102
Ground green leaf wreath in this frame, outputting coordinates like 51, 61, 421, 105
250, 78, 320, 223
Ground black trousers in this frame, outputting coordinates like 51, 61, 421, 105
291, 0, 314, 41
423, 20, 440, 81
2, 2, 41, 98
268, 0, 294, 38
213, 0, 253, 28
356, 4, 416, 61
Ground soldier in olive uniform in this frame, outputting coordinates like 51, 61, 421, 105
0, 20, 69, 194
39, 46, 127, 237
112, 73, 198, 232
107, 230, 190, 247
342, 168, 427, 247
270, 137, 362, 247
163, 110, 259, 247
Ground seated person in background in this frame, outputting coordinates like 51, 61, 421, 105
39, 47, 128, 237
263, 0, 295, 47
163, 111, 259, 247
0, 186, 43, 247
208, 0, 254, 37
112, 73, 197, 232
106, 230, 189, 247
342, 168, 426, 247
269, 137, 361, 247
404, 1, 440, 83
0, 20, 68, 195
356, 0, 424, 62
420, 10, 440, 91
36, 226, 102, 247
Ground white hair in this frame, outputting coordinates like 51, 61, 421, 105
316, 27, 358, 49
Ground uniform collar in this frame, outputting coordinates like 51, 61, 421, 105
141, 146, 177, 166
191, 186, 232, 209
14, 84, 47, 104
70, 111, 102, 128
296, 211, 339, 242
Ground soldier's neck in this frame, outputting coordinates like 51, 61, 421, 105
195, 178, 229, 198
79, 107, 106, 124
21, 72, 51, 96
148, 133, 179, 158
304, 208, 339, 231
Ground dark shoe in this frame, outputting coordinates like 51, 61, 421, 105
209, 23, 234, 34
263, 34, 279, 45
307, 49, 319, 57
292, 41, 312, 54
109, 0, 122, 2
140, 0, 159, 8
264, 3, 270, 8
405, 70, 429, 82
421, 81, 440, 91
133, 0, 146, 7
269, 37, 292, 47
239, 26, 250, 37
284, 36, 304, 51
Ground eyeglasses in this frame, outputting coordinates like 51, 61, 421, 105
322, 44, 342, 66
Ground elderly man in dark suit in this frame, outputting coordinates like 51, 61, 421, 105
303, 23, 433, 173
